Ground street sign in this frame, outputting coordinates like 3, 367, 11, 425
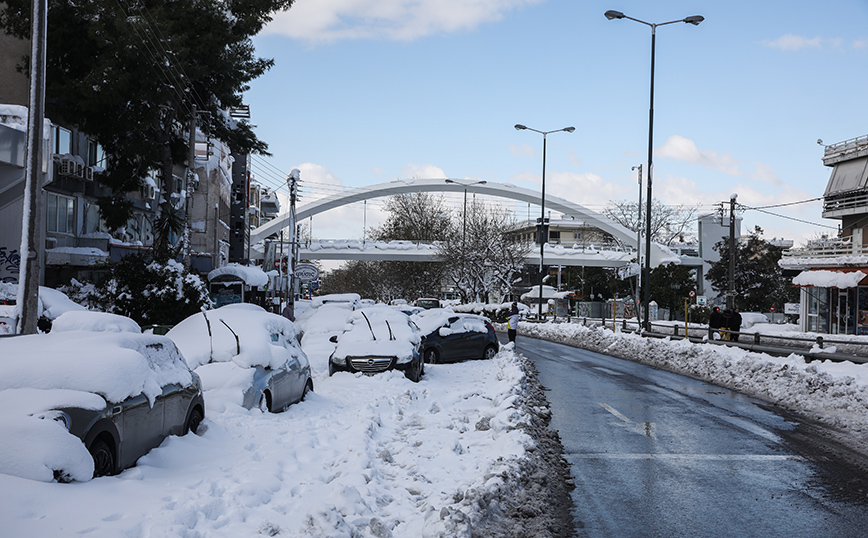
294, 263, 319, 282
688, 290, 696, 298
784, 303, 800, 315
696, 295, 707, 306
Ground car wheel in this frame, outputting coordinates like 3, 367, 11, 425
89, 438, 114, 478
483, 345, 497, 360
405, 357, 422, 383
259, 392, 272, 413
302, 379, 313, 401
186, 407, 203, 434
424, 348, 438, 364
328, 361, 336, 377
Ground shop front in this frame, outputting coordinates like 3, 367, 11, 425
794, 269, 868, 335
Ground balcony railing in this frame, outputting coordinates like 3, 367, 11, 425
781, 241, 867, 260
822, 189, 868, 215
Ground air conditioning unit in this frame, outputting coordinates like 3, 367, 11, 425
83, 166, 94, 181
75, 162, 85, 178
59, 158, 76, 176
145, 184, 156, 201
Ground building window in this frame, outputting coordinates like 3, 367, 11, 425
53, 126, 71, 155
47, 192, 75, 234
87, 139, 105, 167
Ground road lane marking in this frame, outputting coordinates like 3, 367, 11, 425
642, 385, 780, 443
593, 367, 623, 376
718, 415, 780, 443
565, 453, 804, 461
599, 402, 655, 438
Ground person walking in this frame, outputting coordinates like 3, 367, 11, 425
507, 302, 520, 344
731, 307, 743, 342
709, 306, 723, 340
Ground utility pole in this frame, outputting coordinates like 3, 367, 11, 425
18, 0, 48, 334
287, 169, 299, 314
183, 104, 196, 269
727, 194, 738, 310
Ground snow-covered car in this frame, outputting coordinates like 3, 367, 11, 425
0, 331, 204, 482
328, 306, 424, 382
740, 312, 770, 330
167, 303, 312, 413
412, 309, 499, 364
414, 297, 441, 310
294, 303, 354, 373
50, 310, 141, 333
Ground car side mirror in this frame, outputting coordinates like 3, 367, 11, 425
329, 335, 338, 343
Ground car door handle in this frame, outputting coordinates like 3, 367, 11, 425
111, 406, 122, 416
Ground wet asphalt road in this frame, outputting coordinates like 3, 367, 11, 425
513, 336, 868, 538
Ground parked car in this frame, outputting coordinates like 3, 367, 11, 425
328, 306, 424, 382
0, 331, 204, 481
167, 303, 313, 413
412, 309, 499, 363
414, 297, 441, 310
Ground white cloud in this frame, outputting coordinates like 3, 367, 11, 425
265, 0, 542, 43
762, 34, 845, 51
656, 135, 742, 175
401, 163, 447, 179
509, 144, 535, 158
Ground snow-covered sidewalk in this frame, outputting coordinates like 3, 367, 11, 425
517, 321, 868, 453
0, 349, 555, 537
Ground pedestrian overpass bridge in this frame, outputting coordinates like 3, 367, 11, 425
251, 178, 681, 268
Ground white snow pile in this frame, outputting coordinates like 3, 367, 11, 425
518, 321, 868, 441
0, 348, 536, 537
0, 332, 193, 405
51, 310, 141, 333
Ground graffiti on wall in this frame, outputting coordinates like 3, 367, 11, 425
0, 247, 21, 283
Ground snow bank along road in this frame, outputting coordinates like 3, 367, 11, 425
517, 321, 868, 457
0, 348, 573, 537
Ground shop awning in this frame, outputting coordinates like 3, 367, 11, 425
792, 269, 868, 288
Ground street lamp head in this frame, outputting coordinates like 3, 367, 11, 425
683, 15, 704, 25
563, 126, 576, 133
605, 10, 625, 20
514, 124, 527, 131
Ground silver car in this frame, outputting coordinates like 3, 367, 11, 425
168, 304, 313, 412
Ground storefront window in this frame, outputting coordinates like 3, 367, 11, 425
806, 288, 828, 333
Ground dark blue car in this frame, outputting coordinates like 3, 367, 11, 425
414, 312, 499, 364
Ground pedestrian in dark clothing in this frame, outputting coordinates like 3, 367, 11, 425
721, 309, 734, 340
507, 303, 519, 344
731, 308, 742, 342
709, 306, 723, 340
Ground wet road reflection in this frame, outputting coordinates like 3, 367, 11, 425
516, 336, 868, 538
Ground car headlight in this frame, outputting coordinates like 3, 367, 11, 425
37, 410, 71, 431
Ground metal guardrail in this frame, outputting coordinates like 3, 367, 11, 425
547, 316, 868, 365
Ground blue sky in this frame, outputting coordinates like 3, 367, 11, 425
244, 0, 868, 246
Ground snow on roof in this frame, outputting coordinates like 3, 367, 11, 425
792, 269, 867, 288
208, 263, 269, 287
167, 303, 305, 370
0, 332, 193, 405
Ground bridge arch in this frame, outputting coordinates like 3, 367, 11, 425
250, 178, 676, 266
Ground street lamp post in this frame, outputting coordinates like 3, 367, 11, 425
445, 179, 487, 302
514, 124, 575, 320
604, 9, 704, 331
